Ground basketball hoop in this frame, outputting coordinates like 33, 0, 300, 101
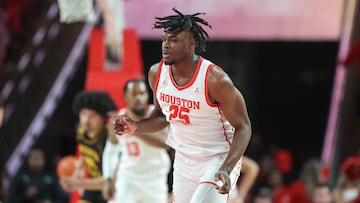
57, 0, 96, 23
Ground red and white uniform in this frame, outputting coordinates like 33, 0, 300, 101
155, 57, 242, 203
102, 105, 170, 203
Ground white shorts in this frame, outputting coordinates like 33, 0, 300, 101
172, 152, 242, 203
112, 173, 168, 203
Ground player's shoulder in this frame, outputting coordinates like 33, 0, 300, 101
149, 62, 162, 76
148, 61, 163, 89
207, 64, 233, 87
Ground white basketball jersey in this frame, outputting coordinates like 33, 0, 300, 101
155, 57, 235, 158
117, 105, 170, 180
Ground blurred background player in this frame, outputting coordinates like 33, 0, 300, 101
8, 148, 59, 203
102, 79, 171, 203
60, 91, 117, 203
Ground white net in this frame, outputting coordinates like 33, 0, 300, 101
57, 0, 96, 23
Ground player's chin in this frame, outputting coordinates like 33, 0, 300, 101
163, 58, 175, 65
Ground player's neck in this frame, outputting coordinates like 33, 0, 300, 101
87, 127, 104, 139
171, 54, 199, 77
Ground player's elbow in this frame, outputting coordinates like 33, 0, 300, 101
235, 123, 251, 148
249, 160, 260, 176
240, 121, 252, 140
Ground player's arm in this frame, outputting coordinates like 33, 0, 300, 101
107, 111, 119, 145
114, 63, 169, 135
236, 156, 259, 200
61, 177, 106, 191
60, 156, 106, 191
72, 156, 85, 179
71, 177, 106, 190
134, 127, 170, 149
208, 66, 252, 193
102, 140, 121, 200
102, 139, 120, 181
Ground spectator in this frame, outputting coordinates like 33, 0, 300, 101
268, 169, 293, 203
0, 169, 7, 203
333, 153, 360, 203
254, 187, 274, 203
291, 158, 324, 203
0, 6, 9, 67
8, 148, 59, 203
311, 183, 332, 203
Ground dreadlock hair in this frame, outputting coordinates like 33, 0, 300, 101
72, 91, 117, 118
153, 8, 212, 52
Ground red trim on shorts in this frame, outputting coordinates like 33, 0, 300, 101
204, 64, 220, 107
199, 181, 220, 187
217, 107, 232, 147
169, 57, 203, 91
154, 60, 164, 96
199, 181, 230, 200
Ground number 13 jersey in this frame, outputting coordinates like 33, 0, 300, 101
155, 57, 235, 159
117, 106, 170, 181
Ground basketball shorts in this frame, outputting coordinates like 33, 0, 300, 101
112, 172, 168, 203
172, 152, 242, 203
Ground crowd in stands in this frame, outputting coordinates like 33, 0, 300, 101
0, 130, 359, 203
0, 0, 46, 85
241, 133, 360, 203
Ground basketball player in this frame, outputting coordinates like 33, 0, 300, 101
102, 79, 171, 203
60, 91, 117, 203
114, 8, 252, 203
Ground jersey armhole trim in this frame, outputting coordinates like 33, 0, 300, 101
154, 60, 164, 97
205, 64, 220, 107
217, 107, 232, 147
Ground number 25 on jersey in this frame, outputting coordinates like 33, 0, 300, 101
169, 105, 190, 124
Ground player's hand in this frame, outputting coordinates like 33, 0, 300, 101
214, 170, 231, 194
113, 115, 137, 135
102, 178, 115, 200
60, 177, 77, 192
106, 112, 118, 144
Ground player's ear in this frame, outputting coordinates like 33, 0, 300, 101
123, 91, 129, 103
189, 34, 196, 51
